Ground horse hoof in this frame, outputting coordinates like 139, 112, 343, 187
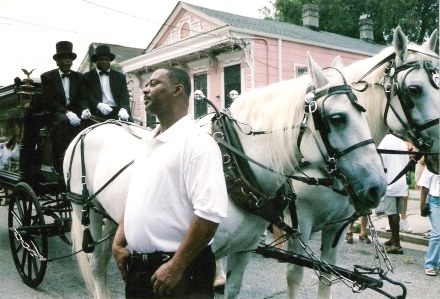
214, 277, 225, 294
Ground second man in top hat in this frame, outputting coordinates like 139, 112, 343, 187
83, 45, 133, 122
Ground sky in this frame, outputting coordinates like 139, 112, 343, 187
0, 0, 272, 87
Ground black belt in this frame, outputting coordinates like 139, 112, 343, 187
129, 251, 174, 272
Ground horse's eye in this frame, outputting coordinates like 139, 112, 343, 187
407, 85, 422, 97
329, 113, 346, 125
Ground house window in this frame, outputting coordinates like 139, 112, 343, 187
181, 22, 190, 39
193, 73, 207, 118
295, 65, 308, 78
224, 64, 241, 108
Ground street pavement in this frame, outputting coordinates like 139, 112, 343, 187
0, 188, 438, 299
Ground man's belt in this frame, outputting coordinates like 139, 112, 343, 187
129, 251, 174, 271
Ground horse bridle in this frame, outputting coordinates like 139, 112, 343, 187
354, 50, 440, 154
298, 67, 374, 178
381, 58, 439, 153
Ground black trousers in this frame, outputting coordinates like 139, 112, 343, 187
125, 246, 215, 299
51, 114, 92, 175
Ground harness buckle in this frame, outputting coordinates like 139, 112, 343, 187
384, 83, 392, 94
307, 101, 317, 113
326, 157, 337, 174
213, 131, 224, 142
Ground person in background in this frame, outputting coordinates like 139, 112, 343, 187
399, 141, 415, 233
378, 133, 409, 254
415, 156, 426, 191
345, 216, 371, 244
229, 90, 239, 101
418, 167, 439, 276
40, 41, 90, 175
83, 45, 132, 122
112, 67, 228, 298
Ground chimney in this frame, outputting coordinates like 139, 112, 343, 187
359, 14, 374, 42
302, 4, 319, 30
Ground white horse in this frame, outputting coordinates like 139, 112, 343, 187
283, 27, 439, 299
64, 53, 386, 298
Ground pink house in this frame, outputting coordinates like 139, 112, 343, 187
121, 2, 385, 126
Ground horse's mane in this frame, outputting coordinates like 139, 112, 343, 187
229, 75, 312, 173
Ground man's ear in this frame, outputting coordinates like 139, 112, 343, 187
174, 84, 184, 95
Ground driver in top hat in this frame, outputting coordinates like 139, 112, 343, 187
83, 45, 133, 122
40, 41, 91, 175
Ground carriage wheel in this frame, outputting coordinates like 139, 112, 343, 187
8, 183, 48, 288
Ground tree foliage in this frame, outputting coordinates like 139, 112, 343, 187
260, 0, 439, 45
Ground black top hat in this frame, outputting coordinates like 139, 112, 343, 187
53, 41, 77, 61
92, 45, 116, 62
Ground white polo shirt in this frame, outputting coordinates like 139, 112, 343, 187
124, 115, 228, 253
418, 168, 440, 197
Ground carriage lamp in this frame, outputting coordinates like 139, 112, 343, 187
17, 69, 36, 109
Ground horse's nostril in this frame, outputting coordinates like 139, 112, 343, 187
366, 186, 383, 208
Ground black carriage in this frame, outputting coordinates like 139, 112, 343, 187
0, 75, 72, 287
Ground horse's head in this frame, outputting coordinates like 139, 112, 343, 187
306, 52, 387, 213
384, 27, 439, 173
335, 27, 439, 174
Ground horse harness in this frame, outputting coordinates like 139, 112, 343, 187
65, 120, 143, 252
211, 113, 299, 235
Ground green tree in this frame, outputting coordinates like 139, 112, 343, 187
260, 0, 439, 45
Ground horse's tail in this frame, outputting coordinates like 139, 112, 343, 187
71, 206, 98, 297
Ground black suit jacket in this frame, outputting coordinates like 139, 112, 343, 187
40, 69, 87, 116
83, 69, 131, 118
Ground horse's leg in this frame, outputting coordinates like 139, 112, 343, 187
223, 252, 253, 299
214, 258, 226, 293
88, 211, 117, 299
286, 229, 312, 299
315, 224, 346, 299
71, 204, 98, 297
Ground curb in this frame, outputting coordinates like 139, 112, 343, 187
376, 230, 429, 246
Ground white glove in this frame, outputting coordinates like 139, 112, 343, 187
81, 109, 91, 119
118, 108, 129, 121
97, 103, 113, 115
66, 111, 81, 126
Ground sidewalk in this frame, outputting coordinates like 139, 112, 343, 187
369, 189, 431, 246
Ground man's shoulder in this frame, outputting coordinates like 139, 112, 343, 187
41, 69, 58, 78
110, 70, 126, 79
71, 70, 83, 78
83, 70, 96, 78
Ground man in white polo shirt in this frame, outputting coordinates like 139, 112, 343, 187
112, 67, 228, 298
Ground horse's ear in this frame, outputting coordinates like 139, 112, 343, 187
332, 56, 344, 71
393, 26, 408, 64
307, 51, 328, 88
421, 29, 438, 52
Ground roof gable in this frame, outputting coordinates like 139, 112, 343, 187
145, 1, 385, 57
145, 1, 226, 52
